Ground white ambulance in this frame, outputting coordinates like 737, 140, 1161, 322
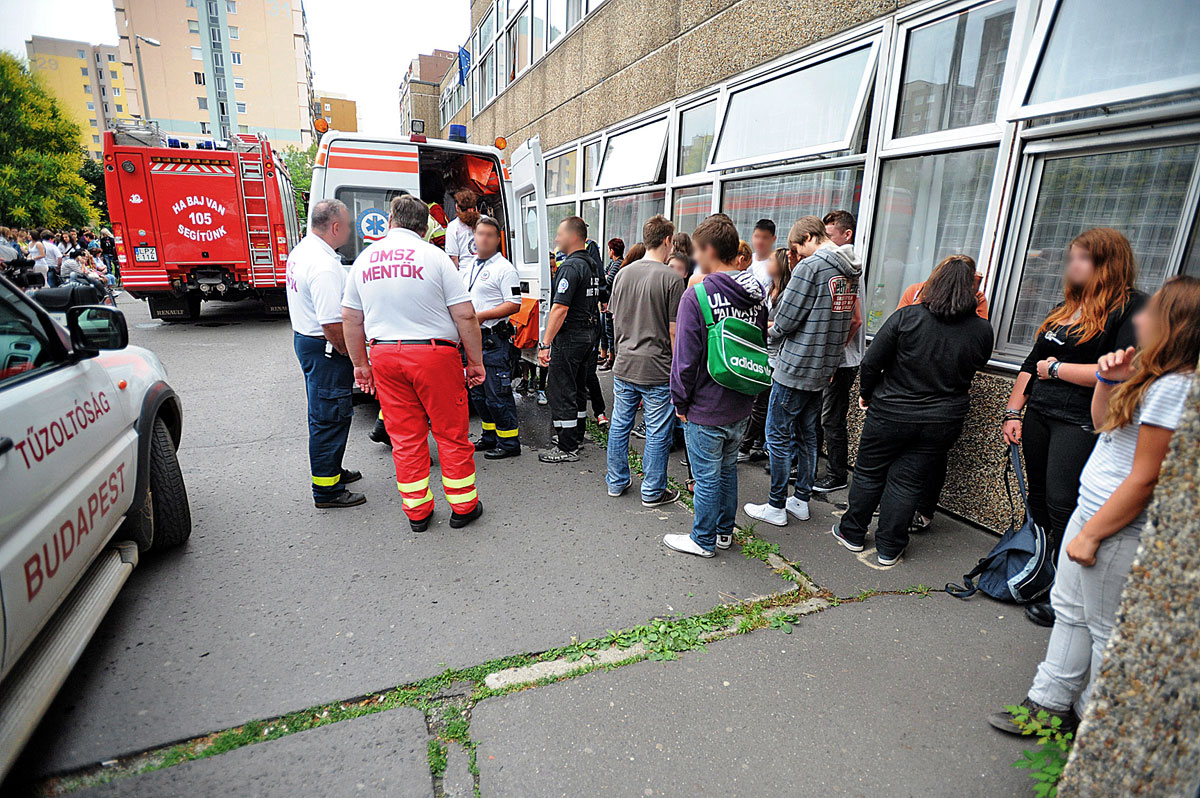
307, 130, 552, 342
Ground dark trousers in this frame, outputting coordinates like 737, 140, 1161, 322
470, 335, 521, 453
1022, 406, 1097, 555
839, 413, 965, 558
585, 329, 606, 416
548, 326, 594, 452
819, 366, 858, 482
294, 332, 354, 500
916, 452, 949, 519
740, 389, 770, 453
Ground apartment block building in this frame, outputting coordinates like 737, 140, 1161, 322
113, 0, 314, 146
398, 49, 457, 136
25, 36, 137, 159
314, 90, 358, 132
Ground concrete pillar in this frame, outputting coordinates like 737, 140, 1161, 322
1058, 373, 1200, 796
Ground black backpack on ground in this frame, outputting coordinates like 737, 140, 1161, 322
946, 444, 1056, 604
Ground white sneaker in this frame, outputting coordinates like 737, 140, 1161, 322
786, 497, 810, 521
716, 533, 732, 550
663, 533, 715, 558
744, 502, 787, 527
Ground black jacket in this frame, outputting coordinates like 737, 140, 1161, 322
859, 304, 993, 423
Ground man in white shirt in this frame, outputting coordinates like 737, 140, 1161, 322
748, 218, 776, 292
342, 195, 487, 533
286, 198, 364, 509
466, 216, 523, 459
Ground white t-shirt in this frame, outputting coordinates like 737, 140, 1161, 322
285, 233, 346, 337
466, 252, 521, 328
1076, 372, 1195, 531
34, 241, 61, 276
445, 217, 477, 273
342, 227, 471, 342
749, 255, 772, 293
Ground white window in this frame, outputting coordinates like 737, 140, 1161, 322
548, 0, 566, 45
1015, 0, 1200, 118
595, 117, 669, 190
711, 41, 877, 169
195, 71, 206, 85
324, 102, 331, 111
188, 19, 200, 33
113, 87, 121, 96
210, 26, 221, 43
93, 135, 101, 143
532, 0, 547, 61
231, 52, 242, 65
213, 52, 224, 67
866, 147, 998, 333
198, 97, 208, 110
95, 53, 101, 62
236, 101, 246, 113
84, 85, 92, 94
721, 166, 863, 242
89, 118, 98, 126
581, 140, 600, 191
480, 7, 495, 44
673, 185, 713, 234
110, 70, 118, 79
226, 0, 236, 12
234, 77, 244, 89
239, 124, 249, 133
545, 151, 578, 198
103, 103, 109, 113
677, 100, 717, 176
81, 67, 88, 76
100, 86, 106, 96
108, 53, 115, 62
200, 121, 211, 134
86, 101, 95, 110
116, 104, 123, 112
228, 26, 239, 39
603, 190, 665, 249
186, 0, 196, 7
893, 0, 1017, 139
218, 101, 228, 116
997, 139, 1200, 354
191, 46, 203, 60
76, 49, 85, 58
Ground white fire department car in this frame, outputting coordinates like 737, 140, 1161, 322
0, 281, 191, 777
308, 130, 552, 332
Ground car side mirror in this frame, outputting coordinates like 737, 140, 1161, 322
67, 305, 129, 357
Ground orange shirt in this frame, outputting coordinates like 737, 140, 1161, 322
897, 281, 989, 320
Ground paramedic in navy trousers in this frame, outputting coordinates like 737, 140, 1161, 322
285, 198, 366, 509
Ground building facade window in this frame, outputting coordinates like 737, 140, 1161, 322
195, 71, 206, 84
604, 191, 665, 249
545, 151, 578, 198
86, 101, 95, 110
677, 100, 717, 176
226, 0, 236, 12
234, 77, 244, 89
116, 104, 123, 112
236, 101, 247, 113
198, 97, 208, 110
672, 185, 713, 234
84, 85, 92, 94
113, 87, 121, 96
581, 140, 600, 191
93, 135, 101, 143
596, 118, 668, 190
229, 26, 239, 39
189, 19, 200, 33
81, 67, 88, 76
76, 49, 85, 58
721, 167, 864, 243
231, 52, 242, 65
191, 46, 202, 60
108, 53, 115, 61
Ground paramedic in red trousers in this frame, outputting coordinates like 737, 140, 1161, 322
286, 198, 365, 509
538, 217, 601, 463
467, 215, 523, 459
341, 195, 486, 533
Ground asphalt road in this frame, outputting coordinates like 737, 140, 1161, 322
4, 295, 1049, 797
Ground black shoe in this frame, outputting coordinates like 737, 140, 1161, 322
410, 514, 432, 533
368, 418, 391, 446
538, 446, 580, 463
484, 448, 521, 460
907, 511, 933, 534
987, 697, 1078, 736
679, 454, 689, 467
632, 422, 646, 440
449, 500, 484, 529
339, 468, 363, 484
474, 438, 496, 452
1025, 601, 1056, 627
642, 488, 680, 507
315, 491, 366, 509
812, 474, 849, 493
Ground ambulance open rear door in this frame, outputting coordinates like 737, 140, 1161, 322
507, 136, 550, 339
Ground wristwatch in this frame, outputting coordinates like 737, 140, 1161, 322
1049, 361, 1062, 380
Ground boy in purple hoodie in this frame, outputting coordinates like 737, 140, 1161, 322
665, 215, 767, 557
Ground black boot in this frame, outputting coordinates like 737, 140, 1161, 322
369, 417, 390, 446
1025, 601, 1056, 627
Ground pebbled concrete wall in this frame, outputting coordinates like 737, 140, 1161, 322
1057, 371, 1200, 797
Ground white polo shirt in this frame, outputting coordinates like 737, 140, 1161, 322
342, 227, 471, 342
285, 232, 346, 337
466, 251, 521, 328
445, 217, 477, 273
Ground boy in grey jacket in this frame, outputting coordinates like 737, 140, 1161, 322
745, 216, 862, 527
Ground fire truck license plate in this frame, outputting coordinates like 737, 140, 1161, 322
134, 246, 158, 262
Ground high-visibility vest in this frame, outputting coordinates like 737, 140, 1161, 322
424, 202, 446, 244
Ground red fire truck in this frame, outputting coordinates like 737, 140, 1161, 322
103, 121, 303, 320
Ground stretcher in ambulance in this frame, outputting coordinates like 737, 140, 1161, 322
308, 131, 552, 346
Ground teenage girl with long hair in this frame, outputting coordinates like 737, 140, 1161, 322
991, 275, 1200, 735
740, 249, 792, 462
1002, 228, 1146, 626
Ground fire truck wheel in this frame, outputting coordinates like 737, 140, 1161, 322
147, 417, 193, 551
186, 294, 202, 321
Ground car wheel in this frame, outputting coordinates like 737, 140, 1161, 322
147, 416, 192, 551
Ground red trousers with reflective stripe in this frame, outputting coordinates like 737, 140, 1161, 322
371, 343, 478, 521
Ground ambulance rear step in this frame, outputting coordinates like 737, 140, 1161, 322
0, 542, 138, 780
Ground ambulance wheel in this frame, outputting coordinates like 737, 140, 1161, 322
185, 294, 202, 320
146, 417, 193, 551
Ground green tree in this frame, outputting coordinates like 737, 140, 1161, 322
80, 158, 109, 228
280, 141, 317, 226
0, 51, 96, 228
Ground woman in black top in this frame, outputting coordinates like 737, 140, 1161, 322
833, 256, 994, 566
1002, 228, 1145, 626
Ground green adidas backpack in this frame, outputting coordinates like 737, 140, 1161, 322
694, 283, 772, 395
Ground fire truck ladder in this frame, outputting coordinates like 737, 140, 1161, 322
239, 147, 275, 287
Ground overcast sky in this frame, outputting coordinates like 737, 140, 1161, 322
0, 0, 471, 134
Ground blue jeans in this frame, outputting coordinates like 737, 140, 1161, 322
765, 383, 823, 507
606, 378, 673, 500
685, 418, 748, 551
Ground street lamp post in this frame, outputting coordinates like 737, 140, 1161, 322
133, 35, 161, 125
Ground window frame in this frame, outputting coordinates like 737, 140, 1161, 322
707, 36, 880, 171
594, 114, 670, 192
1009, 0, 1200, 121
881, 0, 1032, 152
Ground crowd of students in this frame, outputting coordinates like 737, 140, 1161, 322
561, 209, 1196, 735
0, 225, 119, 297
